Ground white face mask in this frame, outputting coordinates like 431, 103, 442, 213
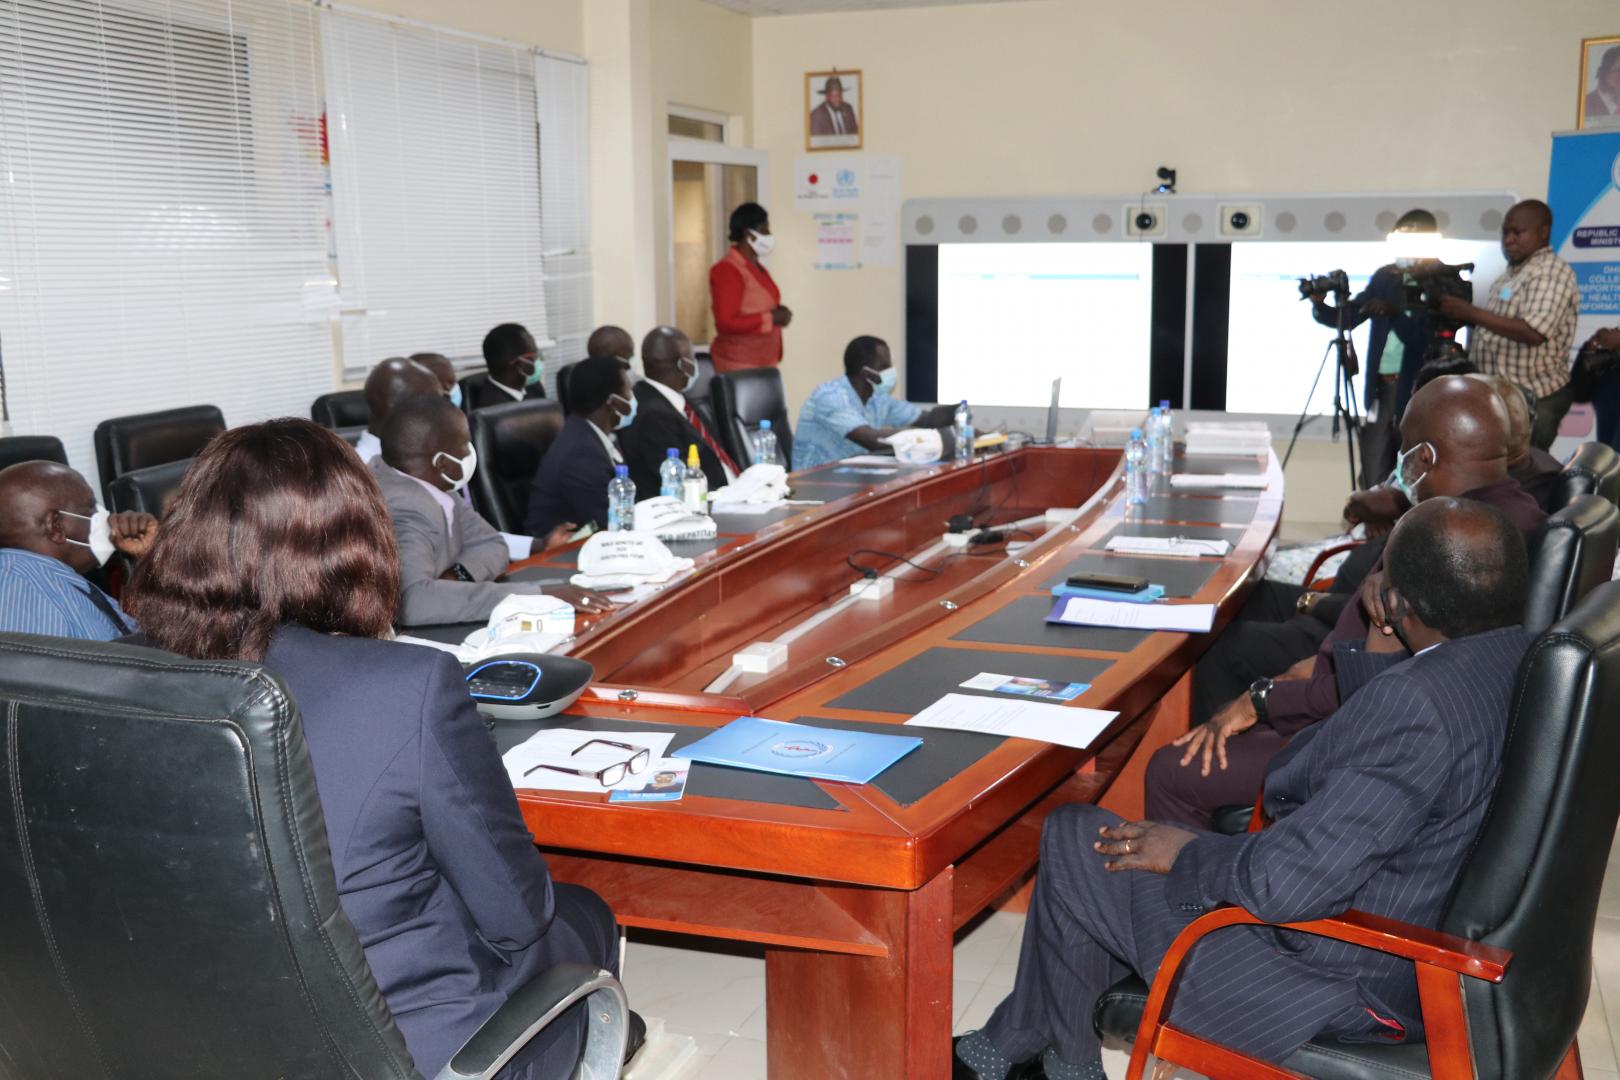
59, 507, 115, 567
433, 444, 478, 493
748, 230, 775, 258
676, 357, 697, 393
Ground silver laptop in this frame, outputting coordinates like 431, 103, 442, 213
1044, 378, 1062, 444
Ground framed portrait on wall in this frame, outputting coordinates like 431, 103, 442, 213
1578, 35, 1620, 129
806, 70, 862, 151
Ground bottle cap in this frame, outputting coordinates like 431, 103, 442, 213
1159, 399, 1171, 409
666, 447, 678, 458
1150, 406, 1162, 416
759, 419, 771, 430
1130, 428, 1143, 438
615, 465, 629, 477
688, 443, 701, 466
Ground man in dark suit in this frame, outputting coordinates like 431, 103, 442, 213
1148, 374, 1545, 829
524, 355, 633, 535
1586, 45, 1620, 128
621, 326, 736, 498
465, 322, 548, 411
953, 497, 1531, 1080
809, 75, 858, 137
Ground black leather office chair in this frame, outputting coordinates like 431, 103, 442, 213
311, 389, 370, 430
468, 399, 565, 533
685, 351, 719, 435
556, 361, 579, 416
336, 425, 367, 448
93, 404, 225, 502
1523, 494, 1619, 634
459, 371, 491, 413
0, 434, 68, 471
0, 632, 629, 1080
711, 368, 793, 469
1097, 578, 1620, 1080
107, 458, 192, 518
1555, 441, 1620, 509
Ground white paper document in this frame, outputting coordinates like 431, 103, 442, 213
1105, 535, 1231, 558
906, 693, 1117, 750
1049, 597, 1217, 633
502, 728, 676, 793
1170, 473, 1269, 490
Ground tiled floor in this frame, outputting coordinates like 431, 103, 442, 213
621, 831, 1620, 1078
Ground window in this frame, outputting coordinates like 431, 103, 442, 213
0, 0, 332, 476
668, 114, 725, 142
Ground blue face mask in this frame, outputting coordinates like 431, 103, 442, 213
1390, 441, 1434, 504
448, 384, 464, 408
611, 392, 638, 430
864, 366, 897, 395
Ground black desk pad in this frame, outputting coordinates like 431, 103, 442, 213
1171, 455, 1265, 475
793, 715, 1005, 808
493, 714, 843, 811
539, 535, 725, 568
1100, 521, 1243, 546
1041, 553, 1220, 599
505, 565, 572, 585
827, 646, 1112, 716
788, 479, 878, 502
399, 622, 483, 645
951, 595, 1152, 652
1139, 496, 1258, 526
710, 506, 802, 532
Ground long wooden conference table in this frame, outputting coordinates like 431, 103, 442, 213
471, 444, 1281, 1079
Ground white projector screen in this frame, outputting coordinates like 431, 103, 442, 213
1226, 239, 1508, 416
936, 243, 1154, 409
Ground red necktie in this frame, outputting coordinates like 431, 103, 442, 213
684, 402, 741, 475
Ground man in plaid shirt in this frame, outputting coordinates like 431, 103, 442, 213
1439, 200, 1579, 450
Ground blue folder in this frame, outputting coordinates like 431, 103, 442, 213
674, 716, 922, 784
1049, 582, 1165, 603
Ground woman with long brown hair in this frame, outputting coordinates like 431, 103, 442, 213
126, 418, 618, 1078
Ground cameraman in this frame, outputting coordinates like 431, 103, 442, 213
1588, 327, 1620, 448
1308, 209, 1440, 484
1437, 200, 1579, 450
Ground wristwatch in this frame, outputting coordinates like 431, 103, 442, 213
1248, 676, 1275, 727
1295, 591, 1319, 616
450, 562, 475, 583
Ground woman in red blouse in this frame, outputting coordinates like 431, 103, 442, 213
709, 202, 792, 372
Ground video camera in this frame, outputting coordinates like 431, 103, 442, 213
1297, 270, 1350, 300
1402, 261, 1473, 312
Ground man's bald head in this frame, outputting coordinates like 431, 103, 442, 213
1386, 496, 1526, 641
587, 325, 635, 363
641, 326, 694, 391
1470, 373, 1532, 463
364, 357, 440, 435
0, 460, 98, 569
409, 352, 458, 395
1502, 200, 1553, 266
379, 394, 470, 486
1396, 375, 1512, 499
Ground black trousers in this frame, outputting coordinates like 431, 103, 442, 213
502, 883, 621, 1080
1190, 581, 1329, 725
1358, 378, 1400, 489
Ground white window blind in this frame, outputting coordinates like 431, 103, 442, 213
534, 53, 593, 383
323, 10, 560, 388
0, 0, 334, 478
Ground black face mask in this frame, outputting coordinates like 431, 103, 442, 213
1381, 587, 1416, 655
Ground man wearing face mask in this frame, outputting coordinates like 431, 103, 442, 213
466, 323, 548, 411
371, 396, 607, 626
409, 352, 464, 409
621, 326, 736, 498
1142, 375, 1545, 830
586, 325, 636, 368
794, 335, 956, 470
525, 356, 636, 536
709, 202, 791, 374
0, 460, 157, 640
356, 356, 442, 464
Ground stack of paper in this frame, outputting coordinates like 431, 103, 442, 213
1183, 422, 1272, 457
906, 693, 1117, 750
503, 728, 676, 793
1046, 596, 1216, 632
1169, 473, 1269, 491
1106, 535, 1231, 558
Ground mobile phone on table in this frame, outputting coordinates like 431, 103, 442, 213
1065, 572, 1149, 593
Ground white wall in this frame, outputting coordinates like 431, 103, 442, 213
749, 0, 1616, 423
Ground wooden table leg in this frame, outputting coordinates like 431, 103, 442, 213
764, 868, 955, 1079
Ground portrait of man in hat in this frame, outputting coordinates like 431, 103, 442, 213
806, 70, 862, 150
1579, 37, 1620, 129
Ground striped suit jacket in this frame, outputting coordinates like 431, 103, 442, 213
1164, 625, 1530, 1044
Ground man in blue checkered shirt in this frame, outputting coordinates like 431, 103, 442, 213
793, 335, 957, 470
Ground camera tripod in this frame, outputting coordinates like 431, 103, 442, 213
1282, 292, 1362, 491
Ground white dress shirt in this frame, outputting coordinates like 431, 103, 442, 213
644, 377, 737, 482
354, 430, 382, 464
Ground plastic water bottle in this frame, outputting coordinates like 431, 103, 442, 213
681, 443, 709, 515
953, 400, 973, 461
1145, 406, 1167, 476
1125, 428, 1149, 506
658, 448, 684, 499
607, 465, 636, 531
751, 419, 779, 467
1153, 399, 1174, 471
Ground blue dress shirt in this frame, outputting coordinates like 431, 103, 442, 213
794, 375, 923, 470
0, 548, 134, 640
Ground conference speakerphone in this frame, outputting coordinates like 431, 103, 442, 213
463, 655, 595, 720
